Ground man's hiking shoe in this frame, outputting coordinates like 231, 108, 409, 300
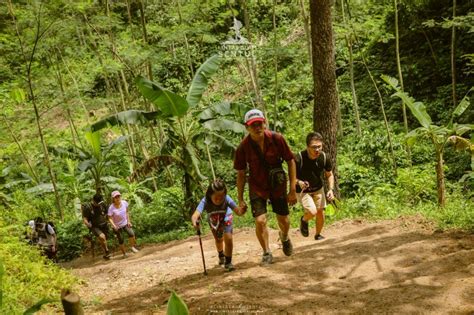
300, 216, 309, 237
261, 252, 273, 265
314, 234, 325, 241
218, 255, 225, 265
103, 250, 111, 260
224, 262, 235, 272
282, 238, 293, 256
279, 232, 293, 256
131, 246, 139, 253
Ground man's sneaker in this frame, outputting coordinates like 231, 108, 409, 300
300, 216, 309, 237
103, 250, 111, 260
219, 255, 225, 265
280, 232, 293, 256
261, 252, 273, 265
224, 262, 235, 272
314, 234, 325, 241
131, 246, 139, 253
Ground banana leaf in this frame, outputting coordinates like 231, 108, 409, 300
136, 77, 188, 117
186, 54, 222, 108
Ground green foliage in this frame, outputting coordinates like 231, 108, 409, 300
55, 219, 89, 262
132, 187, 187, 237
0, 221, 77, 314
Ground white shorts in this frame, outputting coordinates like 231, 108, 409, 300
297, 187, 326, 216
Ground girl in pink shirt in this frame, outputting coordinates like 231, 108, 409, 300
108, 191, 139, 257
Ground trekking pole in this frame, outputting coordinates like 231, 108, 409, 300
196, 220, 208, 275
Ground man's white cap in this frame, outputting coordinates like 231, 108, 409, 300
244, 109, 265, 125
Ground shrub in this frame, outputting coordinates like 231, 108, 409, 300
131, 187, 187, 237
0, 220, 77, 313
55, 219, 89, 262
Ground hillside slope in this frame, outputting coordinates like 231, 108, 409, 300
63, 216, 474, 314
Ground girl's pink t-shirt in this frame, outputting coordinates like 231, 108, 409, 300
108, 200, 129, 228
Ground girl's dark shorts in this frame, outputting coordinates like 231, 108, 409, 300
114, 226, 135, 245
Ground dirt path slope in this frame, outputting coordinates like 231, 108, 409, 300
63, 216, 474, 314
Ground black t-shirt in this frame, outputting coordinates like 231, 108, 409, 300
82, 202, 108, 227
295, 150, 332, 192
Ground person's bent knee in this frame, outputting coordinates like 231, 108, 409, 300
255, 214, 267, 226
305, 207, 317, 216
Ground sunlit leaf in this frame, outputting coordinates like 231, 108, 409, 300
452, 87, 472, 118
136, 76, 189, 117
202, 118, 246, 133
10, 88, 26, 103
90, 110, 161, 132
186, 54, 221, 108
167, 291, 189, 315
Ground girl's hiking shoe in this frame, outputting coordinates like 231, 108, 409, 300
300, 216, 309, 237
224, 262, 235, 272
131, 246, 139, 253
314, 234, 325, 241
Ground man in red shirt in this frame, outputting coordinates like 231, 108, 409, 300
234, 109, 297, 264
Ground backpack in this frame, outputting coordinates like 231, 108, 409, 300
35, 221, 55, 238
298, 151, 326, 170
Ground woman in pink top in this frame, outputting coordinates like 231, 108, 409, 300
108, 190, 139, 257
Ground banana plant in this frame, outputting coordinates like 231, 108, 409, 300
383, 75, 473, 207
48, 131, 127, 196
90, 54, 245, 215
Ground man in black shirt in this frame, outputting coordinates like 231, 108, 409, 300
295, 132, 335, 240
82, 194, 111, 259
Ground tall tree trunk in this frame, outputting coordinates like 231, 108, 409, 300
241, 0, 264, 110
299, 0, 312, 65
7, 0, 64, 220
4, 118, 40, 184
125, 0, 136, 40
272, 0, 279, 129
341, 0, 361, 136
138, 0, 153, 80
451, 0, 457, 107
346, 0, 397, 177
435, 147, 446, 207
176, 0, 194, 79
394, 0, 412, 163
309, 0, 339, 193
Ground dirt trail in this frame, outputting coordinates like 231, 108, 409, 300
62, 216, 474, 314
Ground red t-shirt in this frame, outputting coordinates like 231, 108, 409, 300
234, 130, 295, 199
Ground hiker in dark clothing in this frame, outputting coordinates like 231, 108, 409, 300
82, 194, 111, 260
295, 132, 335, 240
234, 109, 297, 265
32, 217, 57, 261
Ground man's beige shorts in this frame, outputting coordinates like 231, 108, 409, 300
297, 187, 326, 216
